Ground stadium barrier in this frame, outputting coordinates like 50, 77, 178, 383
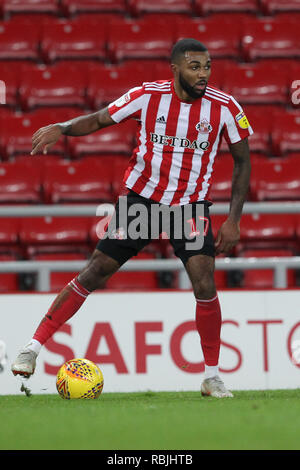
0, 202, 299, 291
2, 290, 300, 394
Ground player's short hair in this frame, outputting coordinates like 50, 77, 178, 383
171, 38, 208, 64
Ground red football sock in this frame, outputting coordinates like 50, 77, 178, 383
33, 277, 91, 345
195, 295, 221, 367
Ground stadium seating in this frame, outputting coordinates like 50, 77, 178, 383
67, 119, 137, 158
175, 16, 242, 59
1, 0, 59, 16
0, 21, 40, 60
127, 0, 193, 16
219, 107, 273, 155
0, 159, 42, 203
43, 156, 114, 203
19, 216, 92, 257
107, 18, 174, 63
31, 252, 87, 292
208, 153, 234, 202
0, 63, 19, 107
111, 155, 130, 199
238, 213, 298, 252
0, 218, 21, 257
239, 248, 296, 288
40, 19, 107, 63
222, 61, 289, 105
271, 111, 300, 155
0, 254, 19, 292
60, 0, 127, 16
0, 108, 76, 159
250, 154, 300, 201
261, 0, 300, 15
289, 62, 300, 108
241, 106, 280, 154
18, 63, 88, 110
0, 8, 299, 292
86, 62, 150, 110
241, 17, 299, 61
194, 0, 259, 15
105, 251, 160, 290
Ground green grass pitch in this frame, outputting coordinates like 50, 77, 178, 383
1, 390, 300, 450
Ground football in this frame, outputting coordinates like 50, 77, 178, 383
56, 358, 104, 399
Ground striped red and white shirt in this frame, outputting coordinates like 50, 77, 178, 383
108, 79, 253, 206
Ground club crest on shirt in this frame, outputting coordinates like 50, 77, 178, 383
195, 119, 213, 134
235, 111, 250, 129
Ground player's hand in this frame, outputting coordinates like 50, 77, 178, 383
31, 124, 63, 155
214, 219, 240, 255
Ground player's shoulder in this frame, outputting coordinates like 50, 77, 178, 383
204, 85, 234, 107
142, 80, 172, 94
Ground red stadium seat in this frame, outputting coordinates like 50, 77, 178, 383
295, 215, 300, 250
0, 254, 19, 292
250, 154, 300, 201
105, 252, 160, 290
218, 105, 272, 154
128, 0, 193, 16
31, 253, 87, 292
208, 59, 234, 90
241, 17, 300, 61
222, 61, 289, 105
0, 160, 42, 203
2, 0, 59, 16
225, 106, 275, 154
272, 111, 300, 155
107, 18, 174, 63
240, 249, 296, 289
289, 62, 300, 108
0, 21, 40, 60
43, 157, 114, 203
61, 0, 127, 16
19, 216, 92, 257
0, 109, 74, 158
175, 17, 242, 59
261, 0, 300, 14
19, 63, 88, 110
89, 214, 113, 245
238, 213, 298, 252
68, 119, 137, 158
0, 218, 21, 256
41, 19, 107, 63
208, 154, 234, 202
194, 0, 259, 15
111, 155, 131, 198
0, 63, 19, 107
87, 62, 150, 110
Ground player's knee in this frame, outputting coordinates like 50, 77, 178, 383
77, 250, 119, 291
193, 274, 216, 300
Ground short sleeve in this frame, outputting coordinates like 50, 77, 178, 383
108, 86, 145, 123
223, 96, 254, 145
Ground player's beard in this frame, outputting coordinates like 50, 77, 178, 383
179, 72, 207, 99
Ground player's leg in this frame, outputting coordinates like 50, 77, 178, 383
185, 254, 233, 398
11, 249, 120, 377
11, 190, 153, 377
169, 201, 233, 397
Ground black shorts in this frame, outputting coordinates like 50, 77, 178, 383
96, 190, 215, 266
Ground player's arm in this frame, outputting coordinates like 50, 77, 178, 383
215, 137, 251, 255
31, 107, 115, 155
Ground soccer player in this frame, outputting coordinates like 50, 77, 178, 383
11, 38, 252, 398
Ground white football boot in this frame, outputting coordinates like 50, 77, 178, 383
201, 376, 234, 398
11, 349, 37, 377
